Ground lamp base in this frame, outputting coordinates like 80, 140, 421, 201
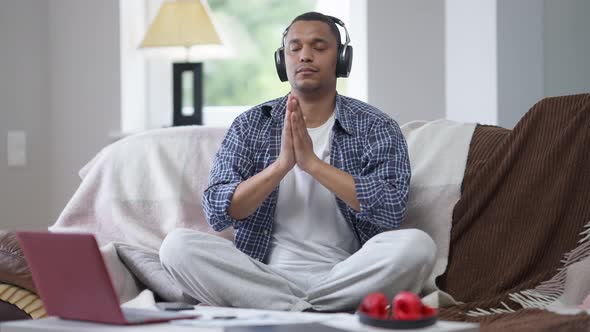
173, 62, 203, 126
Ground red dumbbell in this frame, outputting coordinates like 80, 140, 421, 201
358, 292, 388, 319
359, 291, 437, 321
392, 291, 423, 320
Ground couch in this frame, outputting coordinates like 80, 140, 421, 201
1, 94, 590, 331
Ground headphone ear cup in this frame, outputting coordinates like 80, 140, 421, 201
336, 45, 353, 78
275, 48, 288, 82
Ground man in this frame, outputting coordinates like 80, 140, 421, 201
160, 12, 435, 312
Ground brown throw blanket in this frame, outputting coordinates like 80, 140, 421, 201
437, 94, 590, 331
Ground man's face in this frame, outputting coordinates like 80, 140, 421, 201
284, 20, 338, 94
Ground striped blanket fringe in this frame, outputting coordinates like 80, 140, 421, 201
467, 221, 590, 317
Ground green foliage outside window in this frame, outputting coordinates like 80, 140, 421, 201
203, 0, 316, 107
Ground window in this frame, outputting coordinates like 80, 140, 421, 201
120, 0, 355, 131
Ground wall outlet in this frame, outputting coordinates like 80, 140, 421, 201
7, 130, 27, 167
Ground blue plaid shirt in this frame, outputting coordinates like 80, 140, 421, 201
203, 94, 411, 261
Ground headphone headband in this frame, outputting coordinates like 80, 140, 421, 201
279, 16, 351, 52
327, 16, 351, 46
275, 15, 353, 82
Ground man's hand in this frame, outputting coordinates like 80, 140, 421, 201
289, 95, 321, 173
227, 97, 298, 221
287, 95, 360, 211
276, 96, 297, 174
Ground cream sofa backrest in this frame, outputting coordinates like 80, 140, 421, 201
51, 126, 233, 249
51, 119, 475, 293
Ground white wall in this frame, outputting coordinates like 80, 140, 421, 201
366, 0, 445, 124
445, 0, 547, 128
445, 0, 497, 125
544, 0, 590, 97
344, 0, 367, 102
48, 0, 121, 220
367, 0, 589, 128
120, 0, 147, 132
1, 0, 121, 229
496, 0, 544, 128
0, 0, 51, 230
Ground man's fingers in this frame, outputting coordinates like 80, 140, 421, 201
291, 112, 304, 137
290, 98, 306, 126
284, 113, 295, 148
290, 112, 297, 136
283, 112, 291, 130
282, 113, 289, 140
288, 95, 297, 113
291, 103, 303, 125
290, 113, 302, 149
286, 95, 309, 148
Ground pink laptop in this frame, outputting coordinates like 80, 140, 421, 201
16, 231, 198, 325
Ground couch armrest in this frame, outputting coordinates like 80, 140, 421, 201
0, 300, 30, 321
0, 231, 36, 293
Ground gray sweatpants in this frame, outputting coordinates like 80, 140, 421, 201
159, 228, 436, 312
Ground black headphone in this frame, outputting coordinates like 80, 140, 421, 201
274, 16, 353, 82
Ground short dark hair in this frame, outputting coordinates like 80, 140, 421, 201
287, 12, 342, 46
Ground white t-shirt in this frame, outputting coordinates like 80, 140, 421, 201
267, 110, 360, 290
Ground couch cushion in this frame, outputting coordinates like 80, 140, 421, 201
114, 243, 198, 304
400, 120, 476, 293
0, 231, 36, 293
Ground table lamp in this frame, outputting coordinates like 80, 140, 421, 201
139, 0, 223, 126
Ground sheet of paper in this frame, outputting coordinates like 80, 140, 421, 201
170, 306, 349, 327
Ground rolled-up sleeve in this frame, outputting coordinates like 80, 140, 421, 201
351, 119, 411, 229
203, 116, 254, 231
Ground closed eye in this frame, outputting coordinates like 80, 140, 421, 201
313, 40, 327, 50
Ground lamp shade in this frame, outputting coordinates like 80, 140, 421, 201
139, 0, 222, 48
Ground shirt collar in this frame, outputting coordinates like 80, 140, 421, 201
262, 93, 356, 136
260, 96, 287, 120
334, 94, 355, 136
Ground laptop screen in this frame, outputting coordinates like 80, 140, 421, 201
17, 231, 128, 324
